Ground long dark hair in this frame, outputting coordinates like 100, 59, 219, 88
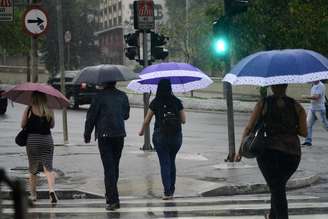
155, 79, 173, 100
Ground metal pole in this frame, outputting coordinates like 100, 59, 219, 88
224, 63, 236, 162
185, 0, 189, 59
186, 0, 193, 97
223, 0, 235, 162
26, 53, 31, 82
57, 0, 69, 144
67, 42, 70, 70
31, 36, 38, 82
141, 30, 153, 151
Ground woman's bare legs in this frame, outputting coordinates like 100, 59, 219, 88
43, 166, 58, 203
29, 174, 37, 200
43, 166, 55, 192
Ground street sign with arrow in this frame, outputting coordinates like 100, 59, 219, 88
23, 6, 48, 37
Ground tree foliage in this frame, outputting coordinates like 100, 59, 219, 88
0, 8, 30, 55
164, 0, 328, 76
41, 0, 100, 76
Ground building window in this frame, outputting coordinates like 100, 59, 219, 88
118, 16, 122, 25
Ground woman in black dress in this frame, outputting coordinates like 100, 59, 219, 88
21, 91, 57, 203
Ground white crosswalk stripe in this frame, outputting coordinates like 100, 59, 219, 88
2, 194, 328, 218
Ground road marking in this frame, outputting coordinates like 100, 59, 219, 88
2, 194, 326, 218
3, 201, 328, 214
157, 215, 328, 219
1, 194, 320, 206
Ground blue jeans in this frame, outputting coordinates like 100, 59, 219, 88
98, 137, 124, 204
305, 109, 328, 143
153, 130, 182, 196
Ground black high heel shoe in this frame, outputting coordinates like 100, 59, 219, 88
49, 192, 58, 204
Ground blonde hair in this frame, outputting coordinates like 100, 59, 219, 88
31, 91, 53, 121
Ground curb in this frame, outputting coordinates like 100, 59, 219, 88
126, 93, 311, 113
200, 174, 320, 197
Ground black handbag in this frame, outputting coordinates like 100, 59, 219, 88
15, 107, 31, 147
240, 98, 270, 159
240, 119, 267, 158
15, 129, 28, 147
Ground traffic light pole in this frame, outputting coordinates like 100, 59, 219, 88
141, 30, 153, 151
223, 0, 236, 162
223, 59, 236, 162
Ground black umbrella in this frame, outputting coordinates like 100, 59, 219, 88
74, 64, 138, 84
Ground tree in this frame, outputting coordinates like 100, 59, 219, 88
0, 8, 30, 57
163, 0, 223, 76
163, 0, 328, 76
41, 0, 100, 76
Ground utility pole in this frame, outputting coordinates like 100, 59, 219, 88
141, 30, 153, 150
31, 36, 38, 82
29, 0, 38, 82
185, 0, 193, 97
56, 0, 69, 144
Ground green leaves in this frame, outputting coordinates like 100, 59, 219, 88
0, 8, 30, 55
163, 0, 328, 75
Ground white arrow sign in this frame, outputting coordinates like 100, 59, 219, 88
23, 6, 48, 37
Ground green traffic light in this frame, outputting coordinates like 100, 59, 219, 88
213, 38, 228, 55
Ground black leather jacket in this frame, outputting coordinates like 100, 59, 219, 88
84, 88, 130, 139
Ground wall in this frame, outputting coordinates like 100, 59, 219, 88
0, 66, 49, 84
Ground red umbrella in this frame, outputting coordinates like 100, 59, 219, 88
3, 82, 69, 109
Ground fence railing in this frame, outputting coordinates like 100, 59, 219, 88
0, 168, 27, 219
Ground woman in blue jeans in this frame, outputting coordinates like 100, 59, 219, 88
139, 79, 186, 200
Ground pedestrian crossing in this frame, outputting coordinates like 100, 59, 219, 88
1, 194, 328, 218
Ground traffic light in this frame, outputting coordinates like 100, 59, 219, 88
124, 31, 139, 60
225, 0, 249, 16
151, 32, 169, 60
212, 16, 229, 58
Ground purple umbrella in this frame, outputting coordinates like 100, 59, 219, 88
128, 62, 213, 93
3, 82, 69, 109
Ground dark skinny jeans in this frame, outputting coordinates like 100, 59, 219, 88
153, 130, 182, 196
98, 136, 124, 205
257, 149, 300, 219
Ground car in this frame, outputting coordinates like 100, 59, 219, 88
48, 70, 99, 109
0, 86, 8, 115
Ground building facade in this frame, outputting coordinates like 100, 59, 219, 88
96, 0, 167, 66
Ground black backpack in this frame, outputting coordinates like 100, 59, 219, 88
158, 102, 180, 135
